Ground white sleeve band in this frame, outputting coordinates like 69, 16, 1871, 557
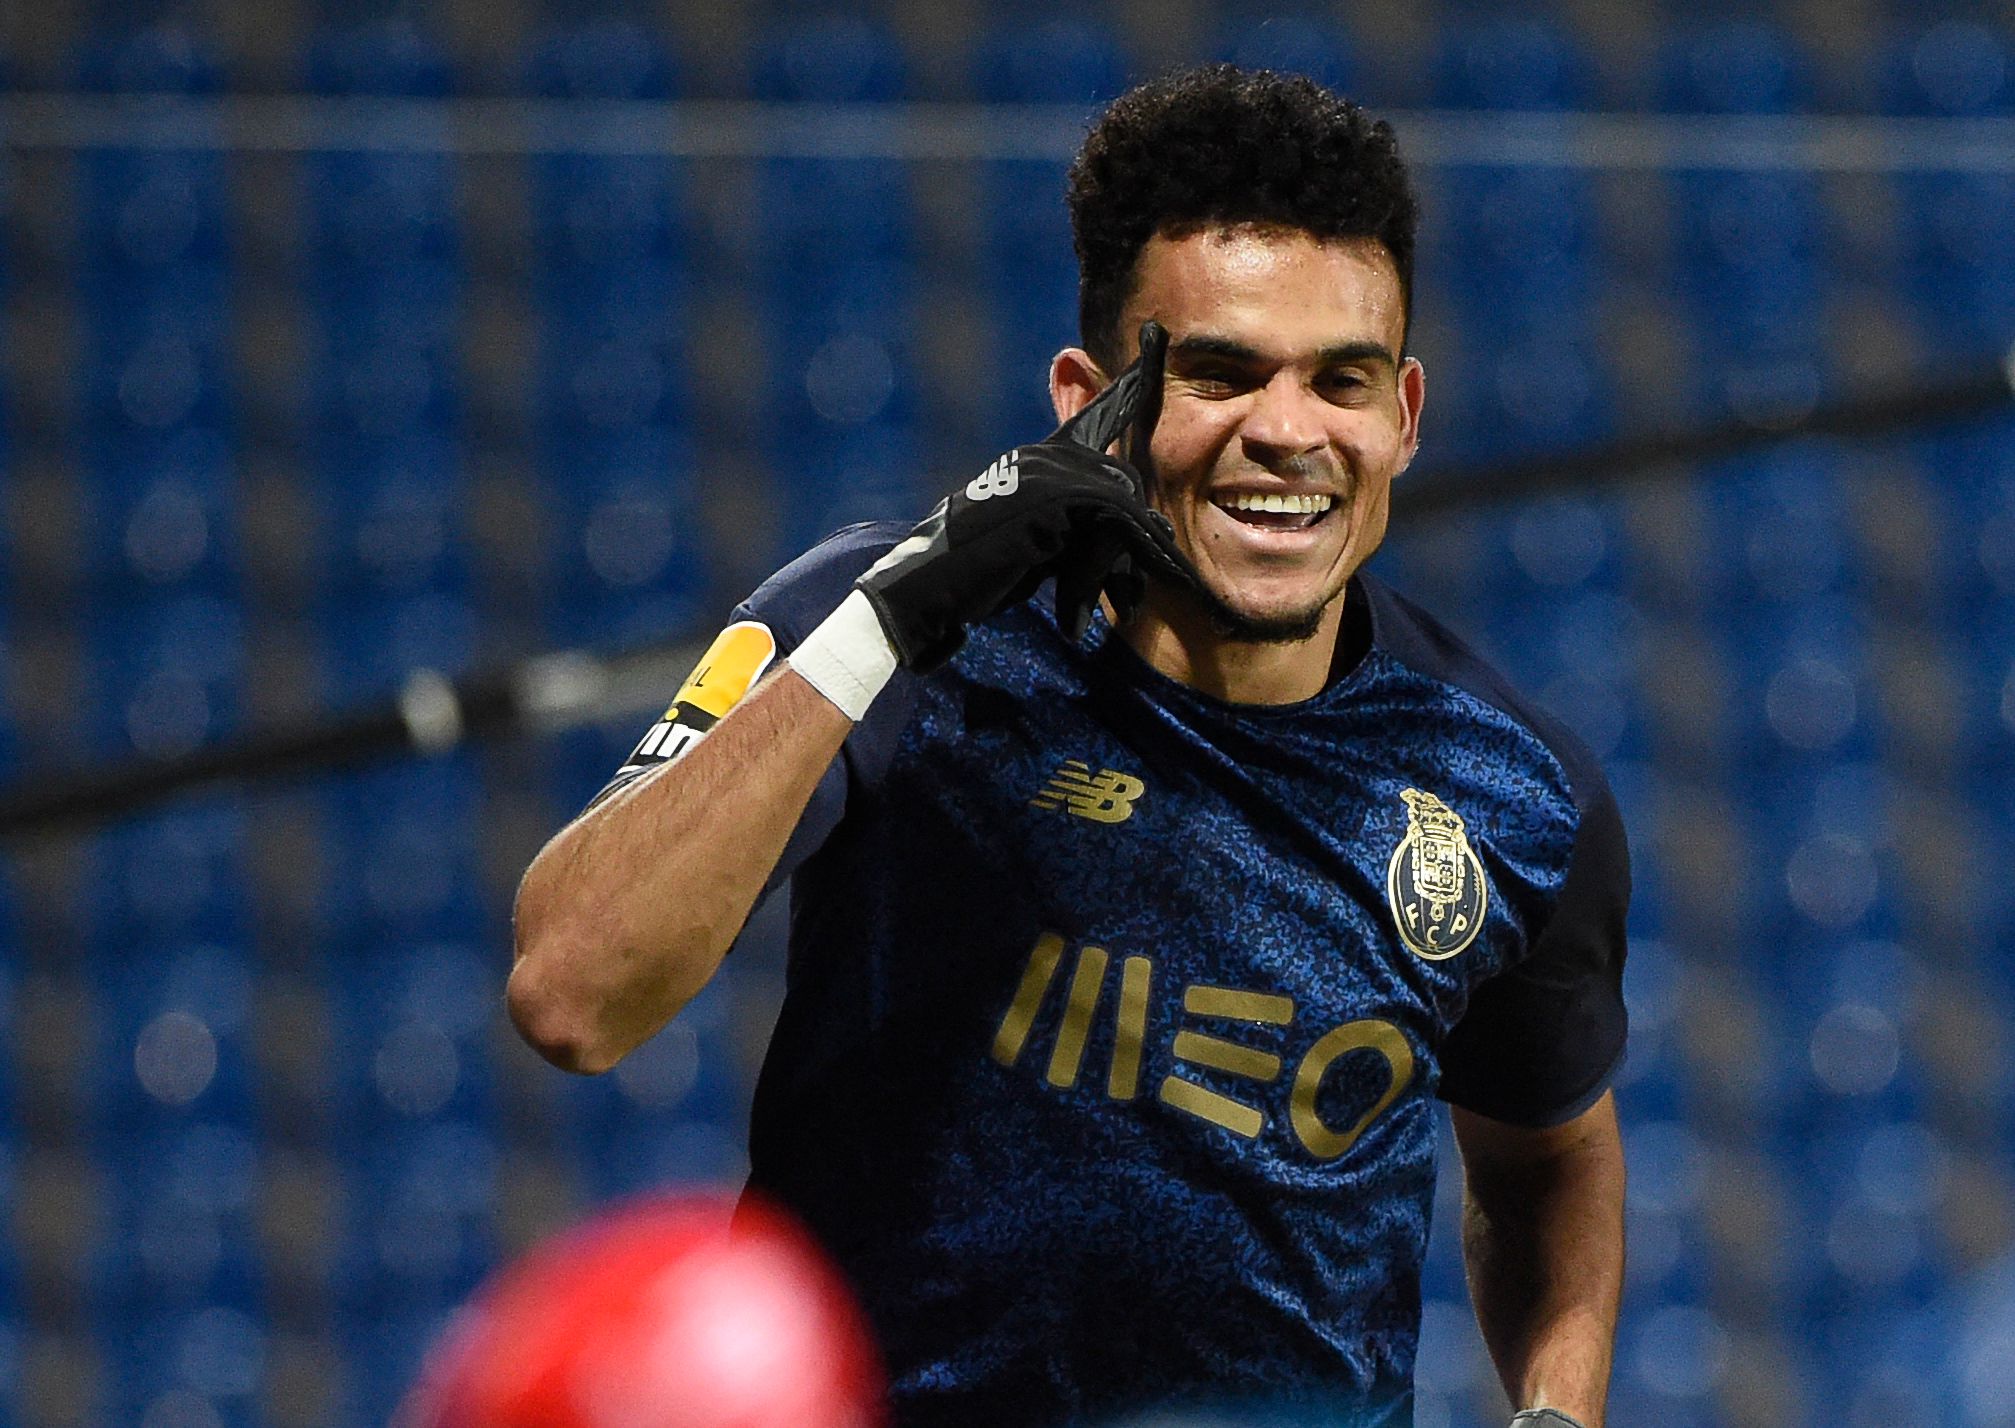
788, 588, 900, 722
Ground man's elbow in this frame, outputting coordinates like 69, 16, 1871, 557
505, 952, 625, 1076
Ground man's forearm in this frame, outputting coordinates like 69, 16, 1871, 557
1455, 1095, 1626, 1426
509, 666, 851, 1073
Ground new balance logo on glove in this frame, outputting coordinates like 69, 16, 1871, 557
965, 450, 1020, 501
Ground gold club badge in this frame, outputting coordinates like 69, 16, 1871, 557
1386, 788, 1488, 960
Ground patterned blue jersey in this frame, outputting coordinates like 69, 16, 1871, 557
602, 524, 1629, 1428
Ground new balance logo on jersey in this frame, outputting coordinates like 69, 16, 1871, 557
965, 450, 1020, 501
1030, 760, 1144, 823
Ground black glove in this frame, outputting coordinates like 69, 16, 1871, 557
856, 321, 1197, 671
1510, 1411, 1590, 1428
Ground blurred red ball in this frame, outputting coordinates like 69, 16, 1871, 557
397, 1192, 885, 1428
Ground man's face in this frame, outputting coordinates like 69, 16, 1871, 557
1116, 226, 1424, 642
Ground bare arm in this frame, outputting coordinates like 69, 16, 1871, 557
508, 665, 851, 1074
1452, 1090, 1626, 1427
508, 338, 1179, 1076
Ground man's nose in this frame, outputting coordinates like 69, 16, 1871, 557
1240, 372, 1326, 459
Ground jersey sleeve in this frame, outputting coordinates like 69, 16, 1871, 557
1436, 773, 1630, 1128
586, 522, 919, 900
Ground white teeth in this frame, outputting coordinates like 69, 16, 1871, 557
1219, 492, 1334, 515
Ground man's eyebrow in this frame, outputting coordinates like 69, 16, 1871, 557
1169, 334, 1266, 363
1317, 341, 1397, 369
1168, 334, 1397, 369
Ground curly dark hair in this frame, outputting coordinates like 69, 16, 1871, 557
1066, 64, 1419, 370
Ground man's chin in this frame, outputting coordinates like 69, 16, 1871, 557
1203, 596, 1329, 646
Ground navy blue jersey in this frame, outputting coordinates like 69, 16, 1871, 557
602, 523, 1628, 1428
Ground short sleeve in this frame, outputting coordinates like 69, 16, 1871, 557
586, 522, 920, 902
1436, 776, 1630, 1127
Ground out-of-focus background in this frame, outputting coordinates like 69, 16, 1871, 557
2, 1, 2013, 1425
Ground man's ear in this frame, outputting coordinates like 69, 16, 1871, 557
1394, 356, 1427, 476
1049, 347, 1108, 427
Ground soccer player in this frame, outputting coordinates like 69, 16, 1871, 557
510, 65, 1627, 1428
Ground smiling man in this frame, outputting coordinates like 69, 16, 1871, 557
1060, 223, 1424, 697
509, 66, 1628, 1428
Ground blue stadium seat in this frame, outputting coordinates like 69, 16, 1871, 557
344, 1305, 454, 1427
77, 146, 232, 272
545, 970, 749, 1199
324, 939, 499, 1137
1479, 332, 1615, 456
82, 452, 241, 595
973, 153, 1074, 285
317, 760, 489, 947
73, 17, 221, 94
0, 620, 18, 789
751, 13, 907, 103
1716, 616, 1871, 784
316, 590, 477, 707
545, 725, 635, 817
1434, 161, 1611, 459
1410, 1293, 1495, 1413
94, 1122, 263, 1282
305, 149, 460, 281
545, 589, 713, 666
1432, 14, 1592, 110
1485, 579, 1637, 707
1657, 19, 1808, 113
972, 17, 1128, 104
80, 804, 254, 954
331, 1122, 497, 1370
0, 962, 15, 1134
537, 432, 707, 639
524, 16, 677, 100
1452, 163, 1599, 275
766, 423, 925, 560
758, 159, 919, 517
1609, 1298, 1738, 1426
313, 449, 471, 604
78, 269, 235, 466
90, 1129, 266, 1426
1622, 1174, 1712, 1308
1671, 189, 1828, 399
575, 1112, 749, 1202
84, 592, 245, 761
534, 170, 690, 312
1210, 11, 1354, 93
1671, 168, 1823, 275
104, 1308, 268, 1428
525, 60, 703, 635
522, 15, 688, 300
1878, 18, 2012, 116
312, 325, 463, 450
763, 158, 916, 288
88, 939, 258, 1136
538, 310, 688, 438
1688, 446, 1852, 616
1774, 992, 1927, 1158
974, 152, 1077, 442
1613, 937, 1686, 1118
759, 157, 918, 426
307, 16, 452, 96
1896, 172, 2015, 357
1421, 1125, 1468, 1302
1442, 165, 1599, 325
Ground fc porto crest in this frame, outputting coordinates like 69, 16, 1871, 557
1386, 788, 1487, 960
